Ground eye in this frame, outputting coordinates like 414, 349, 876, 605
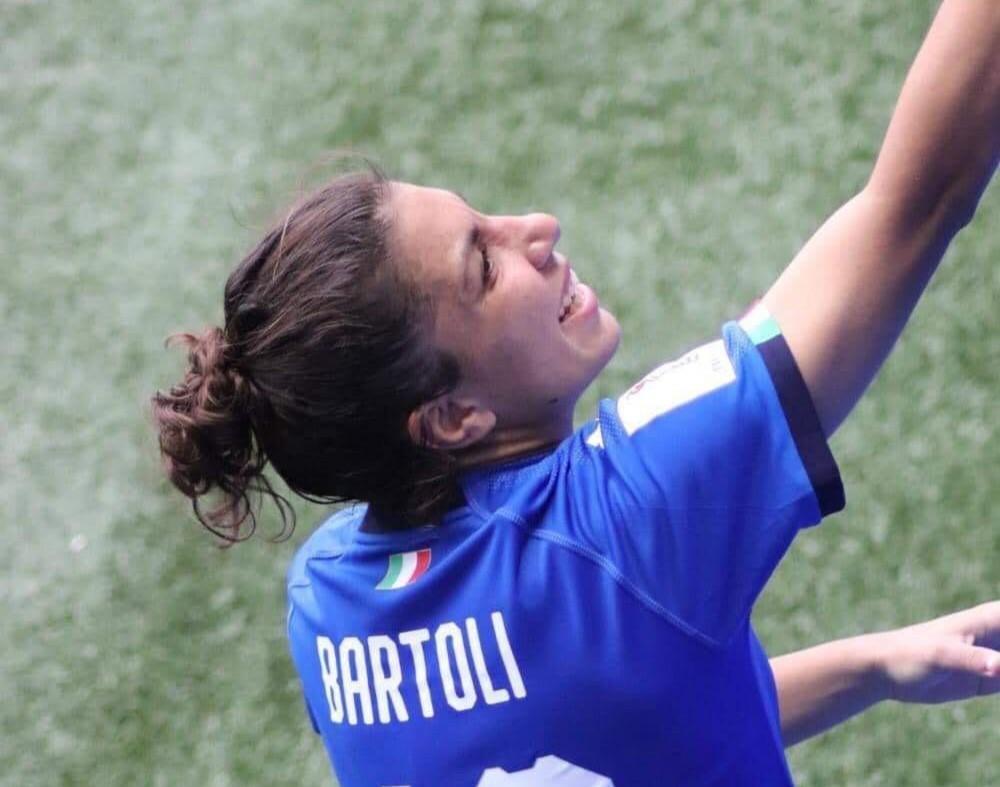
480, 246, 495, 288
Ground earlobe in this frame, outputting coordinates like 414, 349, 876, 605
407, 396, 496, 450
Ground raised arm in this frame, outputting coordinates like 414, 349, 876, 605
761, 0, 999, 436
772, 601, 1000, 747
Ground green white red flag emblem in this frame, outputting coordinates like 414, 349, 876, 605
376, 548, 432, 590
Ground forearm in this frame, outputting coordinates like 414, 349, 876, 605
773, 602, 1000, 746
771, 634, 888, 747
761, 2, 1000, 435
868, 0, 1000, 219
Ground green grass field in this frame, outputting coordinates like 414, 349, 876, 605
2, 1, 997, 784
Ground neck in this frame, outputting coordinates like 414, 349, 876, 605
360, 420, 572, 534
452, 418, 572, 471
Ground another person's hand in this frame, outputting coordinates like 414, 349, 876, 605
773, 599, 1000, 746
875, 600, 1000, 704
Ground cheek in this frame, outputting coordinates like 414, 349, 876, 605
468, 295, 567, 384
497, 330, 570, 391
472, 334, 537, 391
433, 304, 489, 374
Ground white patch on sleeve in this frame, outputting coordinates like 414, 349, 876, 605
616, 339, 735, 435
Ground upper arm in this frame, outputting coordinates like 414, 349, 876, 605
760, 187, 966, 436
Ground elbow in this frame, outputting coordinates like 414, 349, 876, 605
942, 177, 990, 232
939, 149, 998, 231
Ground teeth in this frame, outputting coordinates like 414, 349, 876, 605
559, 273, 581, 322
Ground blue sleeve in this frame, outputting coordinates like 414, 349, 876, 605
304, 694, 320, 734
568, 306, 844, 647
287, 605, 321, 735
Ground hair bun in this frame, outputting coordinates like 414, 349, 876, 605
151, 326, 270, 541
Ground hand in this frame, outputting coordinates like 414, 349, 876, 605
875, 601, 1000, 705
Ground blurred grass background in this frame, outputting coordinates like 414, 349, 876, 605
2, 0, 997, 784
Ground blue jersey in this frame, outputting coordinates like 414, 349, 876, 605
286, 306, 844, 786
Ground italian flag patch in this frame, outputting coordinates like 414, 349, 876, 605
376, 548, 432, 590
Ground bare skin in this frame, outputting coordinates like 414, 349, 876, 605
391, 0, 998, 465
773, 601, 1000, 747
386, 183, 620, 466
385, 0, 999, 747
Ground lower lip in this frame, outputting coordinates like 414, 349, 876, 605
561, 281, 598, 326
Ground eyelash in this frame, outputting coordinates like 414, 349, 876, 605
480, 246, 495, 287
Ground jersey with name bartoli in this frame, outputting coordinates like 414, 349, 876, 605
286, 307, 845, 787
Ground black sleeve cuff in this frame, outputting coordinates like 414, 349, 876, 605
756, 333, 845, 517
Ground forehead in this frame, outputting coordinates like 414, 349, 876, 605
387, 182, 473, 296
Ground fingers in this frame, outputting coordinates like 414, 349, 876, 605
952, 601, 1000, 650
969, 601, 1000, 650
923, 600, 1000, 649
946, 643, 1000, 696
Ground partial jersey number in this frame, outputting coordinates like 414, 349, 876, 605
383, 754, 614, 787
477, 755, 614, 786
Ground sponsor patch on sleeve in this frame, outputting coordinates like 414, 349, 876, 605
615, 339, 736, 436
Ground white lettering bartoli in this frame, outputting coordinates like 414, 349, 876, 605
316, 611, 526, 725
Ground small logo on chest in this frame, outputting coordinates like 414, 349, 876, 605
376, 549, 431, 590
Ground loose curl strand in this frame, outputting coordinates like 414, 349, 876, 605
152, 327, 294, 542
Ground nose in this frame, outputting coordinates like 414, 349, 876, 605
521, 213, 561, 270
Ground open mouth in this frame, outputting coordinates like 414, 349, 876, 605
558, 269, 581, 323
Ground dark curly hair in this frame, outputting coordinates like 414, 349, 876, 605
151, 168, 463, 541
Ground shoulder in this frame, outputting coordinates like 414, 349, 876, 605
286, 503, 365, 590
583, 321, 760, 451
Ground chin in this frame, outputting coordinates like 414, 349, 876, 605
598, 315, 622, 363
582, 339, 620, 391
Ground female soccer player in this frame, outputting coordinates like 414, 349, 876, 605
153, 1, 998, 784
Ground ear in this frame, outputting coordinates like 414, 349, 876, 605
407, 395, 497, 451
